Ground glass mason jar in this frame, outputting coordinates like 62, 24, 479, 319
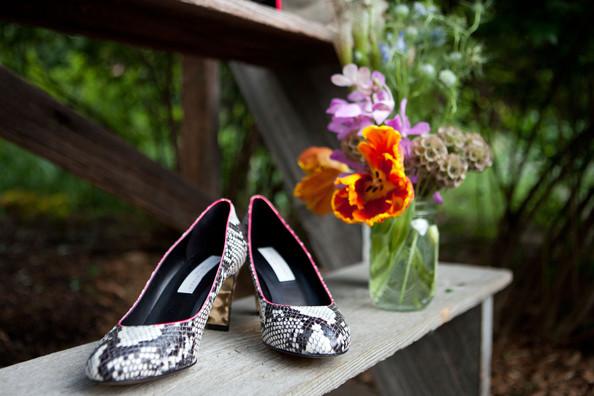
368, 200, 439, 311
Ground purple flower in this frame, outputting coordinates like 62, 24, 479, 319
330, 150, 367, 173
433, 191, 444, 205
327, 115, 373, 140
327, 65, 395, 140
386, 98, 430, 137
399, 136, 414, 158
331, 64, 373, 94
331, 64, 389, 96
371, 88, 394, 124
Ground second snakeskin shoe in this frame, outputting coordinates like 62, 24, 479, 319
246, 195, 351, 357
86, 199, 247, 384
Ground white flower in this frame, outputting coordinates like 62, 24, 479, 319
419, 63, 436, 78
405, 26, 419, 39
439, 69, 457, 87
394, 4, 409, 17
331, 64, 370, 89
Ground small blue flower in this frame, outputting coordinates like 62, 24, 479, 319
395, 32, 407, 53
430, 27, 446, 47
413, 2, 427, 17
379, 43, 391, 63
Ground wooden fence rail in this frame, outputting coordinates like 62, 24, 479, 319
0, 66, 212, 230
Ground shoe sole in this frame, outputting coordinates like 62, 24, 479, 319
264, 342, 348, 358
89, 359, 197, 385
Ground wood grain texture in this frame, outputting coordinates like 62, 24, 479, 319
481, 297, 494, 396
231, 62, 363, 270
0, 66, 213, 230
373, 304, 482, 395
0, 263, 512, 395
0, 0, 336, 67
180, 56, 222, 195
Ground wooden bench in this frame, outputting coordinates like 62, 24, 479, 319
0, 263, 511, 395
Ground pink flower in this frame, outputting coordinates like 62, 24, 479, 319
386, 98, 430, 137
331, 64, 373, 93
327, 65, 395, 139
327, 115, 373, 140
331, 64, 390, 96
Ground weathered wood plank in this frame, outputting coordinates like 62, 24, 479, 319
0, 0, 336, 67
179, 56, 222, 195
0, 66, 212, 230
0, 263, 512, 395
231, 62, 363, 270
373, 303, 483, 395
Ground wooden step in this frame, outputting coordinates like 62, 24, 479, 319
0, 262, 511, 395
0, 0, 337, 66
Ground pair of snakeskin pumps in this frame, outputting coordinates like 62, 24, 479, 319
85, 195, 351, 384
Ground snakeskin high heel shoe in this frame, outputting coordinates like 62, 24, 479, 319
86, 199, 247, 383
246, 195, 351, 357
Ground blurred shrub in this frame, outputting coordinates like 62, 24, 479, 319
0, 189, 70, 219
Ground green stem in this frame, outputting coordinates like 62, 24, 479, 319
399, 230, 419, 303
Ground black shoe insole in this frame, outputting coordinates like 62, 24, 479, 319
140, 226, 223, 325
253, 247, 323, 306
143, 255, 220, 324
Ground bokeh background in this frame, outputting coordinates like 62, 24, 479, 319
0, 0, 593, 394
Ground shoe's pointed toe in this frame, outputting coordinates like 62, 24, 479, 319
85, 325, 199, 383
260, 302, 351, 357
294, 305, 351, 356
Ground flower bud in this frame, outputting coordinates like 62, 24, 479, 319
436, 153, 468, 188
419, 63, 436, 78
437, 125, 465, 151
394, 4, 409, 17
464, 133, 492, 171
412, 135, 448, 172
439, 69, 457, 87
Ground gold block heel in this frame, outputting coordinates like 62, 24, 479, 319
254, 295, 261, 316
206, 275, 236, 331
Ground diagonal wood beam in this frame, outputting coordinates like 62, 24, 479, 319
0, 66, 213, 230
231, 63, 362, 269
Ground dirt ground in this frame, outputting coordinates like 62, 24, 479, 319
1, 215, 593, 395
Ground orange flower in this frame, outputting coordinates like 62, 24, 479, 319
331, 125, 414, 226
294, 147, 349, 215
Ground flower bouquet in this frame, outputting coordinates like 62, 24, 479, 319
293, 1, 492, 311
